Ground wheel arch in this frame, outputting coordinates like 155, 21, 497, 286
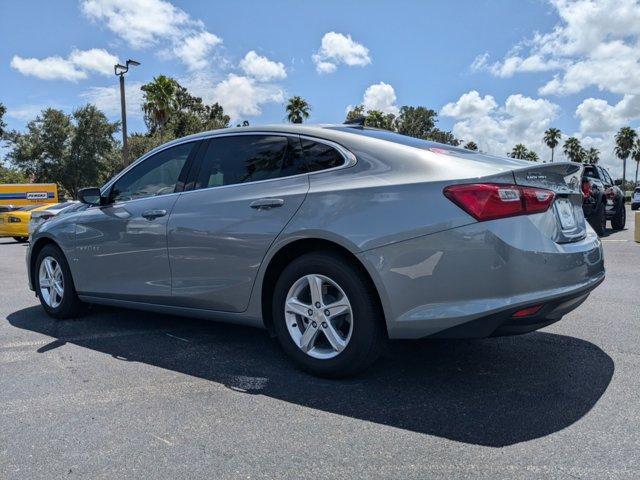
259, 237, 388, 336
29, 236, 63, 291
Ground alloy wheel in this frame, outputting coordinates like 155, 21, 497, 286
39, 256, 64, 309
284, 274, 353, 359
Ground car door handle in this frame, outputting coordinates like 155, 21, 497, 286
250, 198, 284, 210
141, 209, 167, 220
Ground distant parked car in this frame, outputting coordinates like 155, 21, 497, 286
632, 187, 640, 211
581, 164, 626, 236
0, 204, 54, 242
28, 201, 88, 235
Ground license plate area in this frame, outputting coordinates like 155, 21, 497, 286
555, 198, 577, 230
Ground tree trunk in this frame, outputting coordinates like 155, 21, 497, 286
623, 157, 627, 185
551, 147, 554, 163
635, 161, 639, 186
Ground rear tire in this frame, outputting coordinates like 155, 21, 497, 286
611, 200, 626, 230
35, 244, 82, 319
13, 236, 28, 243
588, 202, 606, 236
272, 251, 385, 378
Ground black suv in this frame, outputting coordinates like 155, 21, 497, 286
582, 164, 626, 236
632, 186, 640, 211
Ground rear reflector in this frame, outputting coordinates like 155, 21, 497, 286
512, 304, 543, 318
443, 183, 555, 221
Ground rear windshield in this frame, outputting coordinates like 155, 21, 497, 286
583, 166, 598, 178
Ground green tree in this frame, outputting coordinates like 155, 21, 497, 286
0, 102, 6, 138
525, 150, 539, 162
425, 129, 460, 146
394, 106, 437, 138
563, 137, 584, 163
585, 147, 600, 165
631, 138, 640, 185
286, 96, 310, 124
345, 105, 365, 123
364, 110, 396, 130
509, 143, 529, 159
614, 126, 637, 185
6, 106, 118, 198
141, 75, 179, 139
463, 141, 478, 151
0, 164, 28, 183
543, 127, 561, 163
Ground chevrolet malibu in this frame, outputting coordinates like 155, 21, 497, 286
27, 125, 605, 377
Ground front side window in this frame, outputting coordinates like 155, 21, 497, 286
111, 142, 194, 202
197, 135, 304, 188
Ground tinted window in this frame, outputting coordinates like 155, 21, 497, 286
600, 167, 613, 185
301, 138, 345, 172
111, 142, 193, 202
198, 135, 304, 188
583, 166, 598, 179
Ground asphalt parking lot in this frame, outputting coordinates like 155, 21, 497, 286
1, 213, 639, 479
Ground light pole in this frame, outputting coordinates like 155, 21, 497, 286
114, 59, 140, 167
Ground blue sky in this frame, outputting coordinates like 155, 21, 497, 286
1, 0, 639, 176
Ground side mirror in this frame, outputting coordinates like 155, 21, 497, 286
77, 187, 105, 206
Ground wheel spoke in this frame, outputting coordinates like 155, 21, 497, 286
324, 300, 350, 319
286, 298, 312, 318
53, 281, 64, 297
39, 277, 51, 288
323, 321, 347, 352
306, 275, 324, 306
44, 258, 54, 278
299, 324, 319, 352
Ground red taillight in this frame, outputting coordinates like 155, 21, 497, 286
443, 183, 555, 221
512, 304, 543, 318
581, 179, 591, 199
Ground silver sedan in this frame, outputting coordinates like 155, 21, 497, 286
27, 125, 604, 377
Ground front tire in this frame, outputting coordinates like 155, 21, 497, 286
272, 251, 385, 378
611, 200, 626, 230
35, 244, 82, 319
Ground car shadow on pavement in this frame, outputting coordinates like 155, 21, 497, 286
7, 305, 614, 448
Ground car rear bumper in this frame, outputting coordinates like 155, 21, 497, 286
359, 216, 605, 339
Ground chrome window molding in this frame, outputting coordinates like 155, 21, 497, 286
99, 131, 357, 203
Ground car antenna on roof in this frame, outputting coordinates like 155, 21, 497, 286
343, 116, 366, 126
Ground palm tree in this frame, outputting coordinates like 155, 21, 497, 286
631, 138, 640, 185
614, 126, 637, 185
464, 141, 478, 151
543, 128, 562, 163
286, 96, 310, 124
563, 137, 584, 163
509, 144, 528, 159
585, 147, 600, 164
141, 75, 179, 140
525, 150, 539, 162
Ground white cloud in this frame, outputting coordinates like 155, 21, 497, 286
312, 32, 371, 74
441, 91, 559, 160
209, 74, 284, 120
576, 95, 640, 134
172, 31, 222, 71
441, 90, 497, 119
81, 0, 222, 70
11, 48, 119, 81
10, 55, 87, 81
476, 0, 640, 96
68, 48, 119, 75
240, 51, 286, 81
80, 82, 144, 119
7, 105, 51, 121
359, 82, 399, 115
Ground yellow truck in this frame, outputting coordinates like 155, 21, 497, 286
0, 183, 58, 207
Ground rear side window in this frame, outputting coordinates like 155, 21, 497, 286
583, 166, 598, 179
301, 138, 345, 172
197, 135, 305, 188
